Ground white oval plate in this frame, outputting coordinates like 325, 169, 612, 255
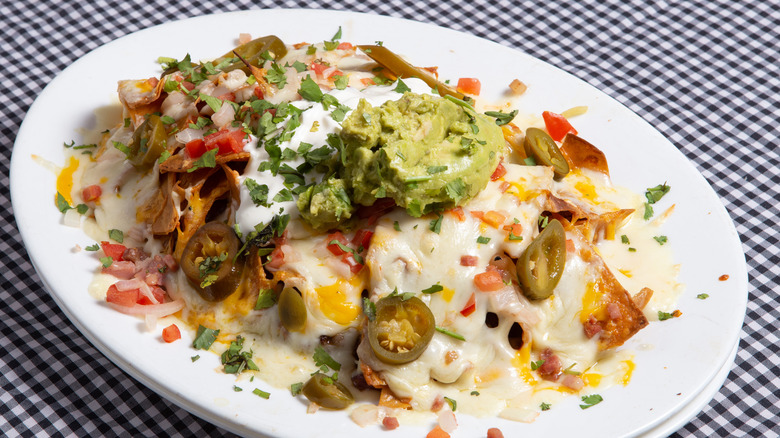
10, 9, 747, 438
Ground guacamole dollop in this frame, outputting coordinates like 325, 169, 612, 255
297, 92, 503, 230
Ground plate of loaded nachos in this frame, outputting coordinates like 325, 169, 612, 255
10, 9, 747, 438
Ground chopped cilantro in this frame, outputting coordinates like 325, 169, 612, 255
199, 93, 223, 113
331, 26, 343, 41
333, 74, 348, 90
252, 388, 270, 399
484, 109, 518, 126
393, 221, 401, 231
99, 256, 113, 268
245, 178, 270, 207
298, 76, 324, 102
191, 355, 200, 362
255, 288, 277, 310
112, 141, 131, 158
621, 235, 630, 244
265, 63, 288, 88
470, 391, 480, 396
444, 178, 466, 202
645, 183, 671, 204
108, 229, 124, 243
643, 202, 654, 220
540, 402, 551, 411
435, 326, 465, 341
530, 359, 545, 371
85, 243, 100, 251
429, 214, 443, 234
653, 235, 668, 245
290, 60, 307, 73
192, 325, 220, 350
658, 311, 675, 321
290, 382, 303, 396
628, 247, 637, 252
579, 394, 603, 409
160, 115, 176, 125
157, 150, 171, 164
427, 165, 448, 174
697, 293, 709, 299
405, 175, 432, 183
273, 188, 294, 203
523, 156, 537, 166
363, 297, 376, 321
313, 346, 341, 372
187, 148, 218, 173
221, 336, 259, 374
422, 284, 443, 294
233, 386, 243, 392
393, 79, 411, 93
507, 232, 523, 241
55, 192, 71, 213
477, 236, 491, 244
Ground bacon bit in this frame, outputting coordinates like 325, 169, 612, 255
103, 261, 136, 279
487, 427, 505, 438
606, 303, 622, 320
460, 255, 478, 266
490, 162, 506, 181
583, 315, 602, 338
382, 417, 399, 430
537, 348, 563, 381
474, 270, 504, 292
498, 181, 511, 193
509, 79, 527, 95
82, 185, 102, 202
482, 211, 506, 228
162, 324, 181, 343
181, 81, 195, 91
719, 274, 729, 281
561, 373, 585, 390
450, 206, 465, 222
445, 350, 459, 364
122, 247, 147, 263
672, 309, 683, 318
427, 425, 451, 438
565, 239, 575, 252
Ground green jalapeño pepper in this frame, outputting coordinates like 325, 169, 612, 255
517, 219, 567, 300
278, 287, 307, 333
301, 372, 354, 409
129, 114, 167, 168
215, 35, 287, 73
181, 222, 243, 302
524, 127, 570, 179
367, 295, 435, 364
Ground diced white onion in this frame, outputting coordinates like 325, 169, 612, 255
438, 409, 458, 433
350, 404, 383, 427
211, 103, 236, 129
62, 208, 81, 227
175, 128, 204, 144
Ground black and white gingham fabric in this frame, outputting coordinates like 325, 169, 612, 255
1, 0, 777, 436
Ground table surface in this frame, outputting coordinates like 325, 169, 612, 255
1, 0, 777, 437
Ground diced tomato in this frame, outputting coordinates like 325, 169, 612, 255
337, 42, 353, 50
217, 92, 236, 102
456, 78, 481, 96
490, 162, 506, 181
267, 246, 286, 269
351, 229, 373, 251
185, 138, 207, 158
326, 232, 350, 256
427, 425, 451, 438
253, 86, 264, 99
474, 270, 504, 292
105, 284, 139, 307
360, 78, 376, 86
82, 185, 102, 202
482, 211, 507, 228
162, 324, 181, 343
203, 129, 247, 155
137, 286, 166, 305
542, 111, 577, 142
341, 252, 364, 273
469, 210, 484, 220
450, 206, 465, 222
566, 239, 575, 252
460, 293, 476, 317
310, 62, 344, 79
460, 255, 478, 266
487, 428, 505, 438
503, 223, 523, 238
101, 241, 126, 261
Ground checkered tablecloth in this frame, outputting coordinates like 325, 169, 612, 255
1, 0, 777, 436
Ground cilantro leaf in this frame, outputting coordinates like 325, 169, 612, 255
477, 236, 491, 244
645, 183, 671, 204
435, 326, 465, 341
658, 310, 675, 321
362, 297, 376, 321
429, 214, 443, 234
290, 382, 303, 396
192, 325, 220, 350
108, 229, 124, 243
188, 148, 218, 173
540, 402, 551, 411
333, 74, 348, 90
298, 76, 323, 102
56, 192, 71, 212
393, 79, 411, 93
484, 109, 518, 126
245, 178, 270, 207
255, 288, 276, 310
99, 256, 113, 268
313, 346, 341, 372
530, 359, 545, 371
85, 243, 100, 251
421, 284, 443, 294
444, 178, 466, 202
653, 235, 668, 245
697, 293, 709, 299
252, 388, 270, 399
579, 394, 603, 409
331, 26, 342, 41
